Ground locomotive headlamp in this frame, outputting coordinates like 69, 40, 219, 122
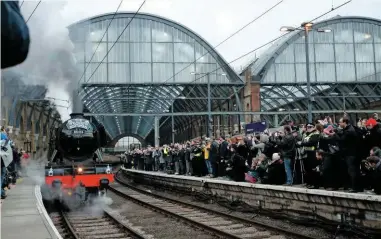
77, 167, 83, 174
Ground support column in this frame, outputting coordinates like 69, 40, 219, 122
250, 81, 261, 122
215, 115, 221, 139
233, 86, 245, 134
72, 90, 83, 113
274, 114, 279, 127
154, 116, 160, 147
243, 68, 252, 124
171, 103, 175, 144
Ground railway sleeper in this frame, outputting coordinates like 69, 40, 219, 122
202, 220, 235, 226
69, 218, 108, 223
74, 221, 113, 227
214, 224, 246, 230
74, 224, 120, 232
84, 233, 129, 239
76, 228, 123, 235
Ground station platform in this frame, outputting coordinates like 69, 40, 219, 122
1, 177, 62, 239
121, 168, 381, 232
102, 154, 122, 165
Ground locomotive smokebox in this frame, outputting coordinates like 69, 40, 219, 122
58, 113, 98, 161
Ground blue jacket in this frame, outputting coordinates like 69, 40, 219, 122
1, 1, 30, 69
0, 132, 8, 141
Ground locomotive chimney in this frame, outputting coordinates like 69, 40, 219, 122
70, 113, 85, 119
72, 89, 84, 113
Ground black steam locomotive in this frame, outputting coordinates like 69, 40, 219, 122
43, 113, 114, 210
48, 113, 107, 165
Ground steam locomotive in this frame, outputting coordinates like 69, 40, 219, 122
42, 113, 114, 210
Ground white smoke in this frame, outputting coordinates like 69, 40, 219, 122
22, 155, 46, 186
13, 1, 79, 121
83, 196, 114, 217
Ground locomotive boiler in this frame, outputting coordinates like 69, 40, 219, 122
43, 113, 114, 210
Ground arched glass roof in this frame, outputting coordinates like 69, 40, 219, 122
69, 12, 243, 140
249, 16, 381, 121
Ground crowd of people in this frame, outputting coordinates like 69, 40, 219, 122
1, 126, 30, 200
121, 114, 381, 194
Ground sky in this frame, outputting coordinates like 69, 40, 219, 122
23, 0, 381, 70
15, 0, 381, 138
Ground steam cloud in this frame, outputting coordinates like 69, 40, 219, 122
12, 1, 81, 121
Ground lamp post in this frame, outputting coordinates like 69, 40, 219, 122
280, 23, 332, 123
329, 92, 358, 112
191, 72, 226, 138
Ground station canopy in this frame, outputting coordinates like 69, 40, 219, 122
69, 12, 244, 141
245, 16, 381, 124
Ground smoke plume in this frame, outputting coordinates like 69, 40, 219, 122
12, 1, 80, 121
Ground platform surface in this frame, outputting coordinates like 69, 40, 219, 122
1, 177, 61, 239
124, 168, 381, 202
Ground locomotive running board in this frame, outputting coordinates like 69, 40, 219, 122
44, 164, 112, 176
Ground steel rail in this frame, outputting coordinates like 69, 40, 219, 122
108, 182, 242, 239
61, 211, 80, 239
113, 171, 320, 239
103, 207, 148, 239
59, 208, 148, 239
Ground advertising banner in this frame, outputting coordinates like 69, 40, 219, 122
245, 121, 267, 134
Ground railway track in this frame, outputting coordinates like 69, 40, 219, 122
111, 172, 320, 239
50, 208, 147, 239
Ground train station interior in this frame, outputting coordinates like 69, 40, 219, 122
1, 1, 381, 239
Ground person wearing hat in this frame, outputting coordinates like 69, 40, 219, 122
296, 123, 320, 188
364, 118, 381, 152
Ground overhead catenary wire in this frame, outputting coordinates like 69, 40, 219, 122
76, 0, 124, 88
20, 0, 24, 8
161, 0, 284, 84
158, 0, 354, 131
25, 0, 41, 23
184, 0, 353, 97
83, 0, 147, 86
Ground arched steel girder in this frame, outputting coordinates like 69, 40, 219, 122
83, 88, 182, 116
262, 84, 381, 121
261, 86, 306, 111
295, 85, 332, 111
87, 102, 166, 135
82, 85, 180, 101
81, 85, 184, 104
260, 90, 287, 109
87, 96, 170, 116
101, 87, 119, 133
88, 100, 165, 138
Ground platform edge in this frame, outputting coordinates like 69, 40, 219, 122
34, 185, 63, 239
